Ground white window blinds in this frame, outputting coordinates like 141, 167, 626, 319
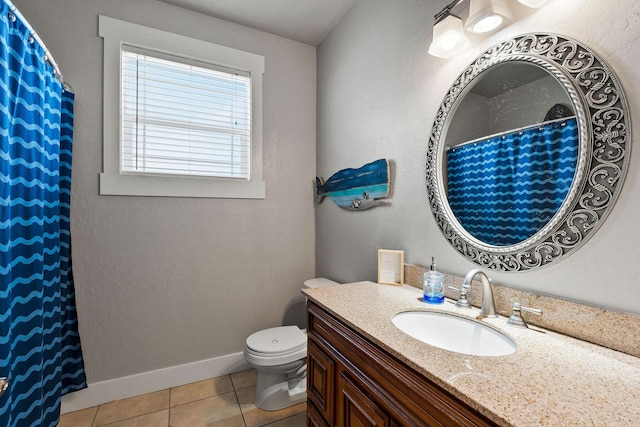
121, 46, 251, 179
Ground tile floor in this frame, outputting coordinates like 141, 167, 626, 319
57, 370, 306, 427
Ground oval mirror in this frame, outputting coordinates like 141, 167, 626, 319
427, 34, 630, 271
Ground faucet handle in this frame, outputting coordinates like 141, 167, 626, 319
507, 302, 542, 328
447, 284, 471, 309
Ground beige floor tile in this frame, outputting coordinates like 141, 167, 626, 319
230, 369, 257, 390
93, 390, 170, 426
58, 406, 98, 427
99, 409, 168, 427
170, 376, 235, 407
262, 412, 307, 426
198, 413, 246, 427
236, 386, 306, 427
169, 391, 244, 427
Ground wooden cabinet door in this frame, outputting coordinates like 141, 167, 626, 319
308, 339, 335, 424
308, 399, 330, 427
336, 370, 392, 427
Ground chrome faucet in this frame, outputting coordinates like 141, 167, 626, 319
462, 269, 497, 318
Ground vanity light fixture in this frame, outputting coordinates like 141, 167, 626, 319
428, 0, 544, 58
427, 0, 470, 58
465, 0, 512, 34
428, 15, 470, 58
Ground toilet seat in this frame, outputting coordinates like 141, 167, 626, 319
246, 325, 306, 355
244, 326, 307, 366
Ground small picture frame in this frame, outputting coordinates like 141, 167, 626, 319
378, 249, 404, 286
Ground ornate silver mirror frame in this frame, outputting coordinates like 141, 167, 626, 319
427, 33, 631, 272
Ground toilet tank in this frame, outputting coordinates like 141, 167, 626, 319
303, 278, 340, 289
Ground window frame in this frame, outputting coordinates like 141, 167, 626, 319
99, 15, 265, 198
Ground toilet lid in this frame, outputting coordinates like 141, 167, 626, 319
246, 326, 306, 355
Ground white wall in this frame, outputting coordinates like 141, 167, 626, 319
13, 0, 317, 386
317, 0, 640, 315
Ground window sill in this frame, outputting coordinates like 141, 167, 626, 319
99, 173, 265, 199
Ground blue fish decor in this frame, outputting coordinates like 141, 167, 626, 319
316, 159, 391, 210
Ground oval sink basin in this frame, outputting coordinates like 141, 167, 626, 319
392, 311, 516, 357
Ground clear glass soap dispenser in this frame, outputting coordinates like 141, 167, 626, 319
423, 255, 445, 304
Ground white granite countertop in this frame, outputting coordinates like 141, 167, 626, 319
304, 281, 640, 427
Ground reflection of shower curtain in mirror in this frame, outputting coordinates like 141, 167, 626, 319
447, 117, 579, 246
0, 1, 86, 426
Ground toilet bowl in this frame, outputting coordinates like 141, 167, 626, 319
243, 278, 340, 411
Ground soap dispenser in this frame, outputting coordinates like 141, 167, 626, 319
423, 255, 445, 304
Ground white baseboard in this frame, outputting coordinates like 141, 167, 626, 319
61, 352, 250, 414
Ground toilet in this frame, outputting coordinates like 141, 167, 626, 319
244, 278, 340, 411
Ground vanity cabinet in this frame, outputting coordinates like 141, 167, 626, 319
306, 301, 498, 427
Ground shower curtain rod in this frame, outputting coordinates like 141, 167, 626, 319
5, 0, 67, 88
446, 115, 576, 151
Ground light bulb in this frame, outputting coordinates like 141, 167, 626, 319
471, 14, 503, 33
439, 37, 458, 52
465, 0, 512, 34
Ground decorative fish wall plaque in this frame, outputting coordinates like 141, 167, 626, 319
316, 159, 391, 210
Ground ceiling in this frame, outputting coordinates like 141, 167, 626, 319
158, 0, 355, 46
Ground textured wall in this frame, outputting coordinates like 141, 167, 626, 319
13, 0, 317, 383
317, 0, 640, 315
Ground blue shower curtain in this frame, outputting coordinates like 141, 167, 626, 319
0, 1, 86, 426
447, 117, 579, 246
